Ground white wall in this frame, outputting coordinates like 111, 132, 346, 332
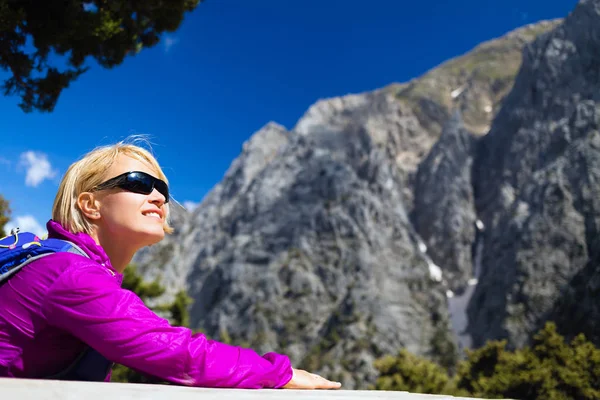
0, 378, 494, 400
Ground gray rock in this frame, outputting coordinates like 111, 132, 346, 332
133, 122, 290, 299
468, 0, 600, 349
136, 95, 458, 389
412, 112, 478, 292
187, 121, 455, 389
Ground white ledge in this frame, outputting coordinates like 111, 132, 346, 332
1, 378, 488, 399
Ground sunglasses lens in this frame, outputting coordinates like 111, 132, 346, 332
153, 180, 170, 203
122, 172, 154, 195
123, 172, 169, 203
96, 171, 169, 203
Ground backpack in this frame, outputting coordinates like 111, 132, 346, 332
0, 228, 88, 283
0, 227, 114, 381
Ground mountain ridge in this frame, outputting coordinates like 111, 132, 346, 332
131, 11, 589, 389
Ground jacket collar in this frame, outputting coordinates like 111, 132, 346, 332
46, 220, 123, 283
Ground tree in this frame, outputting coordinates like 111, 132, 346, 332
374, 322, 600, 400
373, 349, 458, 395
165, 289, 194, 327
110, 264, 194, 384
0, 0, 202, 112
455, 322, 600, 400
0, 194, 11, 237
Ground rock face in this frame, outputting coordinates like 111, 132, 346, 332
131, 10, 581, 389
411, 112, 477, 293
134, 121, 290, 302
139, 96, 458, 388
394, 19, 561, 135
469, 0, 600, 349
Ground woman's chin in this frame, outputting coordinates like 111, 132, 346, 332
132, 228, 165, 247
146, 230, 166, 245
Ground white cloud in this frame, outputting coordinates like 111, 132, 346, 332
183, 201, 199, 211
163, 36, 179, 53
5, 215, 46, 237
0, 157, 10, 167
19, 151, 58, 187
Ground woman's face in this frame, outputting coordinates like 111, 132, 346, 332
93, 154, 167, 248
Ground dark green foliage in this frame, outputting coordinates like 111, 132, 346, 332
0, 194, 10, 237
373, 349, 456, 395
0, 0, 202, 112
429, 323, 459, 373
456, 323, 600, 400
166, 290, 194, 327
121, 263, 165, 301
374, 322, 600, 400
454, 339, 530, 398
110, 264, 194, 384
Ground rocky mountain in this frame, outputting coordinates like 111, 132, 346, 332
468, 0, 600, 349
139, 110, 457, 388
411, 111, 477, 293
130, 4, 598, 389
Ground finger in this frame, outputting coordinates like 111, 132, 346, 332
310, 373, 342, 389
318, 380, 342, 389
325, 380, 342, 389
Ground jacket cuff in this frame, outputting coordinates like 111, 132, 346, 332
262, 352, 293, 388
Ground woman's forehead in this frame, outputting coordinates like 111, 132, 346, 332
106, 154, 160, 177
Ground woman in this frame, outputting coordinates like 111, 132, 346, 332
0, 140, 341, 389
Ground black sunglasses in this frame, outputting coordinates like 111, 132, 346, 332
92, 171, 170, 203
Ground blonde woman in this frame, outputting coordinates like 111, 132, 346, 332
0, 139, 340, 390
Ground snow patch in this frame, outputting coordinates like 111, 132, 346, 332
313, 148, 330, 158
428, 262, 443, 282
448, 223, 486, 353
448, 283, 477, 352
385, 178, 394, 190
446, 290, 454, 298
418, 241, 427, 253
484, 105, 492, 113
451, 86, 465, 99
476, 219, 485, 231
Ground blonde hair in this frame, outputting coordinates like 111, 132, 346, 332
52, 137, 174, 235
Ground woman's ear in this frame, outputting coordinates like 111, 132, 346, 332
78, 192, 101, 220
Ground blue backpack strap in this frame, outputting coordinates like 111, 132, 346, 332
0, 228, 87, 283
0, 228, 114, 382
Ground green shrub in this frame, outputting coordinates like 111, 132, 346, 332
374, 322, 600, 400
456, 322, 600, 400
373, 349, 456, 394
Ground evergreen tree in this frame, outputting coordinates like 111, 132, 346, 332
374, 322, 600, 400
0, 1, 202, 112
373, 349, 457, 395
0, 194, 10, 237
455, 322, 600, 400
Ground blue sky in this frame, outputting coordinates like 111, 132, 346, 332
1, 0, 578, 236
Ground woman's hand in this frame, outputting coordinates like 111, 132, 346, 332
282, 368, 342, 389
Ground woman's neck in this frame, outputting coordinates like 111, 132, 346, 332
89, 229, 139, 274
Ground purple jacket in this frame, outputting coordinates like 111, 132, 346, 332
0, 220, 293, 388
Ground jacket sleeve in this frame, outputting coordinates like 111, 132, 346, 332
40, 261, 293, 388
